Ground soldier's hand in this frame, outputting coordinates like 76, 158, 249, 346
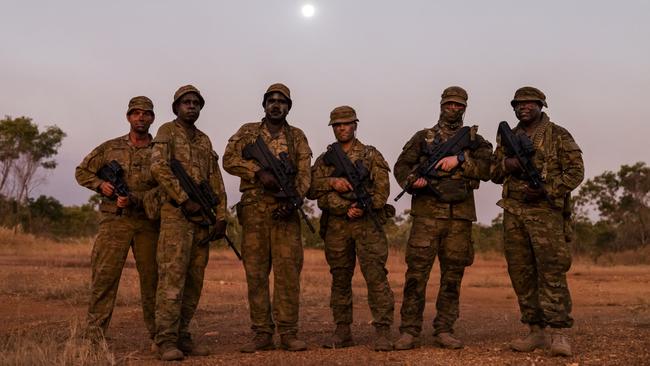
100, 181, 115, 197
274, 203, 295, 219
434, 156, 459, 172
347, 203, 364, 219
524, 185, 546, 202
182, 199, 202, 215
504, 157, 523, 173
256, 169, 280, 191
411, 177, 428, 189
116, 195, 130, 208
213, 219, 227, 239
330, 177, 353, 193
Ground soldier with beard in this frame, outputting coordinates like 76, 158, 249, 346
393, 86, 492, 350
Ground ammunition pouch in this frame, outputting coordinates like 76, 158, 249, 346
432, 178, 469, 203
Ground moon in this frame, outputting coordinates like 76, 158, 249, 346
301, 4, 315, 18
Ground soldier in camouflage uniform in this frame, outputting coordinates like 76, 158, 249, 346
223, 83, 312, 352
75, 96, 159, 344
491, 87, 584, 357
307, 106, 395, 351
150, 85, 228, 361
393, 86, 493, 350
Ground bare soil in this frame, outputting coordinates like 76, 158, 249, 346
1, 247, 649, 366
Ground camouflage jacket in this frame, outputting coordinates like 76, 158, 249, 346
75, 134, 157, 215
223, 119, 312, 201
150, 120, 227, 221
491, 112, 584, 212
307, 138, 390, 216
394, 122, 493, 221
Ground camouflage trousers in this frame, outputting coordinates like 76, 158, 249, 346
503, 208, 573, 328
240, 197, 303, 336
400, 216, 473, 336
324, 215, 394, 328
87, 213, 159, 338
154, 202, 210, 346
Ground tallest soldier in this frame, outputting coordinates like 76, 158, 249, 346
224, 83, 312, 352
393, 86, 492, 350
491, 87, 584, 357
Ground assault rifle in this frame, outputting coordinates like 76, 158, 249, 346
170, 158, 241, 260
394, 126, 473, 201
322, 142, 383, 231
242, 135, 315, 233
97, 160, 129, 215
496, 121, 553, 205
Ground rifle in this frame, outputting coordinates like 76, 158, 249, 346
97, 160, 129, 215
322, 142, 383, 231
496, 121, 553, 206
242, 135, 315, 233
394, 126, 473, 202
170, 158, 242, 260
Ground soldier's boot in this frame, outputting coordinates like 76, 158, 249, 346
510, 324, 547, 352
323, 323, 354, 349
82, 326, 105, 345
373, 327, 393, 352
158, 342, 184, 361
394, 333, 421, 351
178, 334, 210, 356
240, 332, 275, 353
280, 334, 308, 352
433, 332, 464, 349
549, 329, 572, 357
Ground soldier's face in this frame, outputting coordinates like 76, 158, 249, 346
176, 93, 202, 123
332, 122, 357, 143
264, 92, 290, 121
440, 102, 466, 122
514, 101, 542, 123
127, 109, 154, 134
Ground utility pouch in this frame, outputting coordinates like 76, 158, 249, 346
434, 178, 469, 203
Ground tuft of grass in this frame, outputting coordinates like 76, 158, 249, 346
0, 319, 116, 366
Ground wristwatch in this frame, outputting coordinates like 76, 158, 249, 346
457, 152, 465, 165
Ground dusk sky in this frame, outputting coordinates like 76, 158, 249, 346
2, 0, 648, 223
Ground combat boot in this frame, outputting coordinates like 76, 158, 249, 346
240, 332, 275, 353
158, 342, 184, 361
280, 334, 308, 351
323, 323, 354, 349
510, 324, 547, 352
178, 333, 210, 356
394, 333, 421, 351
373, 327, 393, 352
549, 329, 572, 357
433, 332, 464, 349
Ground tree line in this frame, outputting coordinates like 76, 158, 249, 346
1, 116, 648, 263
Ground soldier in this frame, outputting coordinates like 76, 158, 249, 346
307, 106, 395, 351
75, 96, 159, 345
491, 87, 584, 357
393, 86, 493, 350
223, 83, 312, 352
150, 85, 228, 361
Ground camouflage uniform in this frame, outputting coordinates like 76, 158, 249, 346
491, 88, 584, 329
308, 137, 395, 329
223, 118, 311, 337
150, 86, 227, 347
394, 87, 492, 337
75, 97, 159, 339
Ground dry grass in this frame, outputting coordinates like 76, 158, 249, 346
0, 319, 116, 366
0, 226, 92, 257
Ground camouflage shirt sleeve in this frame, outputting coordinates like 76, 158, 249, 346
223, 125, 260, 182
292, 127, 313, 198
150, 123, 190, 204
548, 127, 584, 198
394, 130, 425, 189
459, 130, 493, 182
306, 153, 331, 200
490, 133, 507, 185
209, 151, 227, 221
368, 147, 390, 209
75, 143, 107, 192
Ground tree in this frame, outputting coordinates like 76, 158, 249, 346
0, 116, 66, 202
575, 162, 650, 249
